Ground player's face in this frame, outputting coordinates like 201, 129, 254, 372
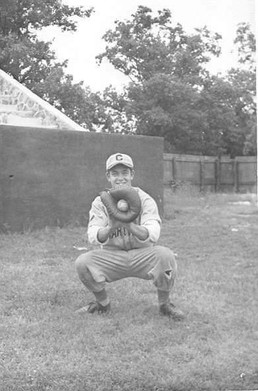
106, 164, 134, 188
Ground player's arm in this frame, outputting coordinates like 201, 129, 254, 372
123, 222, 149, 241
97, 226, 111, 243
134, 194, 161, 243
97, 219, 122, 243
87, 197, 111, 244
120, 194, 160, 242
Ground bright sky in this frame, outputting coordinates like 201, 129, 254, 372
39, 0, 256, 91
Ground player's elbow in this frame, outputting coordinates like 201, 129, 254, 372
144, 221, 161, 243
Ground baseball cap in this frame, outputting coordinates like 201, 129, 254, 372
106, 153, 134, 171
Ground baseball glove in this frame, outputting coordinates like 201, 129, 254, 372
100, 186, 141, 223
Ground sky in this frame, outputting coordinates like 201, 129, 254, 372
39, 0, 256, 92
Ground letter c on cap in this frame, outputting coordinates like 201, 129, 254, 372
116, 154, 123, 161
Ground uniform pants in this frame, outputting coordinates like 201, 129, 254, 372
75, 245, 177, 293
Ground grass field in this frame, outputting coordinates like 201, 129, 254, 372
1, 189, 258, 391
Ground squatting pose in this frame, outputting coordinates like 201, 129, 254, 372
75, 152, 184, 320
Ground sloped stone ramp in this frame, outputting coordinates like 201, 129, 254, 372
0, 69, 86, 131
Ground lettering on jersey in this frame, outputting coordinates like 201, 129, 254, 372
109, 227, 131, 239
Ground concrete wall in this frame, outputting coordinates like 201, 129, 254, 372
0, 125, 164, 232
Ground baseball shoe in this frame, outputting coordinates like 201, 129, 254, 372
76, 301, 111, 315
159, 302, 184, 320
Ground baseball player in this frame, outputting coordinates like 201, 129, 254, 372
75, 153, 184, 320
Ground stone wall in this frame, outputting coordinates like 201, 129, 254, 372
0, 69, 85, 131
0, 125, 164, 232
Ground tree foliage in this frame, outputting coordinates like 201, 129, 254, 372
0, 2, 255, 156
97, 6, 221, 86
97, 8, 256, 156
234, 22, 256, 70
0, 0, 92, 36
226, 23, 256, 156
0, 0, 93, 127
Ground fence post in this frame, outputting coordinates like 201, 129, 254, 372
171, 157, 176, 183
233, 159, 239, 193
200, 159, 204, 192
215, 158, 220, 192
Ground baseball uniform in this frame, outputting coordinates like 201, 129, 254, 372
76, 187, 177, 294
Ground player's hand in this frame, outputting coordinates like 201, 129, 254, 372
108, 217, 123, 231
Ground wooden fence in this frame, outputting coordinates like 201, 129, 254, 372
163, 153, 257, 193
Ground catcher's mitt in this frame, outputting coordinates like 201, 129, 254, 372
100, 186, 141, 223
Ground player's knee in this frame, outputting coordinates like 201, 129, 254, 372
154, 245, 175, 261
75, 252, 91, 274
154, 245, 177, 271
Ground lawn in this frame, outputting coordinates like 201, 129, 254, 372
0, 189, 258, 391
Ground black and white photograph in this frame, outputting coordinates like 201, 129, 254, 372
0, 1, 257, 390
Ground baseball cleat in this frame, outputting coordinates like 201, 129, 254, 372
159, 303, 184, 320
76, 301, 111, 315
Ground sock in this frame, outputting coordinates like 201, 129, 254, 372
157, 289, 170, 306
93, 289, 110, 307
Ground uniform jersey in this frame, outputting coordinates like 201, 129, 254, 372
87, 187, 161, 250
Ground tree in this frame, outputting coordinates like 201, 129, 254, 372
34, 66, 101, 131
0, 0, 93, 126
125, 73, 246, 156
198, 76, 247, 157
92, 86, 137, 134
97, 8, 256, 156
97, 6, 222, 86
243, 116, 257, 156
224, 23, 256, 156
126, 74, 203, 153
234, 22, 256, 70
0, 0, 92, 36
97, 6, 228, 154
